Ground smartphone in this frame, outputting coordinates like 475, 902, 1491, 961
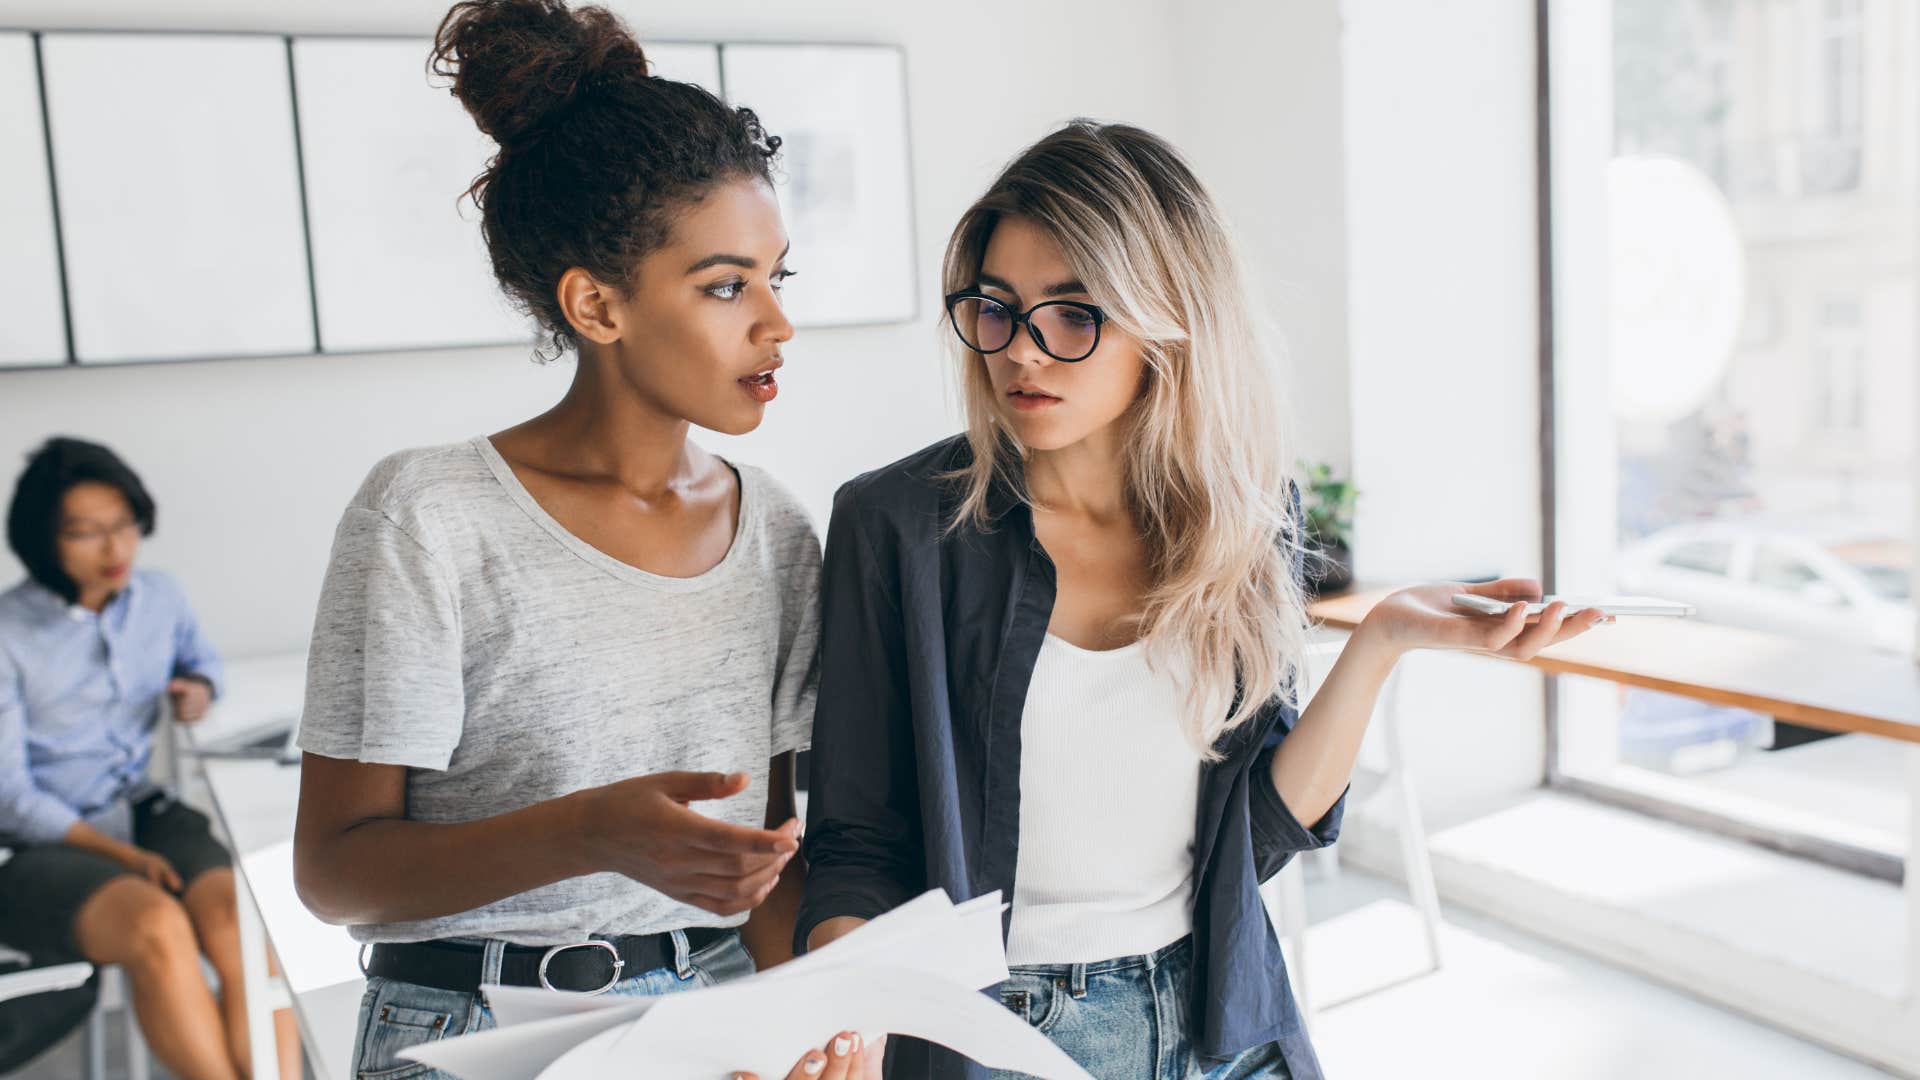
1450, 594, 1695, 619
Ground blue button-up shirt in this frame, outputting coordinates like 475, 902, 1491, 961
0, 569, 223, 844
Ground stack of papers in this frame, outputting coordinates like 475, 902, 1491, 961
401, 890, 1095, 1079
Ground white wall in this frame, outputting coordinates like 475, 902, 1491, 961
0, 0, 1181, 658
1172, 0, 1353, 476
1341, 0, 1550, 822
0, 0, 1556, 822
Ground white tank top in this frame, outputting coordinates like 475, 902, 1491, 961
1004, 633, 1208, 966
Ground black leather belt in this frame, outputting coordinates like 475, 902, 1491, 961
364, 928, 733, 995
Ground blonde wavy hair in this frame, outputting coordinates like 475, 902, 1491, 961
942, 120, 1310, 758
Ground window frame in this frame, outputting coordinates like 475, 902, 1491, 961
1535, 0, 1904, 883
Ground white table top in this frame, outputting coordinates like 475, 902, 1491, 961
190, 652, 309, 749
187, 655, 363, 1080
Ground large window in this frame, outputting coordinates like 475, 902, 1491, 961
1546, 0, 1916, 877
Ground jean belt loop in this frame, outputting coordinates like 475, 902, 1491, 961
672, 929, 694, 979
479, 939, 507, 987
1068, 963, 1088, 999
476, 938, 507, 1007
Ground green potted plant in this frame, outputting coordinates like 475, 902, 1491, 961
1298, 460, 1357, 596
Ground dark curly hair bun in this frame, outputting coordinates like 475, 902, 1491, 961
428, 0, 782, 360
431, 0, 644, 152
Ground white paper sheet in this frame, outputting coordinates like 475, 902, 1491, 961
482, 983, 660, 1029
594, 964, 1091, 1079
402, 889, 1090, 1080
398, 998, 657, 1080
480, 889, 1004, 1030
762, 889, 1009, 989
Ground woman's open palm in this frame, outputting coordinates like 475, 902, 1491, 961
1361, 578, 1608, 661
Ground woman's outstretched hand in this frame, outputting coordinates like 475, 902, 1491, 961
1269, 577, 1608, 828
733, 1031, 886, 1080
1357, 578, 1609, 661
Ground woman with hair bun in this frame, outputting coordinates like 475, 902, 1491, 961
291, 2, 876, 1076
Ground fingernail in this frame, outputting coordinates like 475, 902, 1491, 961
851, 1033, 864, 1053
832, 1036, 851, 1056
804, 1055, 826, 1075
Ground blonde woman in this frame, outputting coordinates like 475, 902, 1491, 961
795, 121, 1606, 1079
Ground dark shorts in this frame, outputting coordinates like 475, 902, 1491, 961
0, 791, 232, 963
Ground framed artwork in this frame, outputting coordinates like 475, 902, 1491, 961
293, 36, 529, 354
0, 33, 915, 371
40, 33, 314, 364
289, 38, 725, 355
0, 33, 65, 367
720, 44, 916, 328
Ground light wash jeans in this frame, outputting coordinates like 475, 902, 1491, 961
350, 929, 754, 1080
991, 937, 1292, 1080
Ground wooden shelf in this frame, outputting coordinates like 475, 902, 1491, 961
1308, 586, 1920, 745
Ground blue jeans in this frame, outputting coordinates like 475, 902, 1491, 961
991, 937, 1292, 1080
350, 929, 755, 1080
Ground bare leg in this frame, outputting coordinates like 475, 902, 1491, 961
182, 869, 302, 1079
72, 876, 240, 1080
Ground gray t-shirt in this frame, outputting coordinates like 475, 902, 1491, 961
297, 436, 819, 945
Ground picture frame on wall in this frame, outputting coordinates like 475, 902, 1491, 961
720, 44, 916, 329
0, 33, 66, 368
39, 32, 315, 365
0, 31, 915, 372
289, 37, 720, 356
292, 35, 531, 355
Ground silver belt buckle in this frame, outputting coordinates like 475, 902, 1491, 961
538, 939, 624, 995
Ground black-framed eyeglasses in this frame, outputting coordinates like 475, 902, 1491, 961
945, 290, 1108, 363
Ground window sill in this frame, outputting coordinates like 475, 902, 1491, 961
1337, 789, 1915, 1072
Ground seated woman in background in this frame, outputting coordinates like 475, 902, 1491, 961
0, 437, 295, 1080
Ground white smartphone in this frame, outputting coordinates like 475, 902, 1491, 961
1450, 594, 1695, 619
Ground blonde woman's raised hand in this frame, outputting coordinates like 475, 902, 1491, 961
1358, 578, 1609, 662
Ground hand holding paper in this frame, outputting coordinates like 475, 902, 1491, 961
401, 889, 1093, 1080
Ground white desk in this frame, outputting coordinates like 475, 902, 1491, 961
185, 652, 308, 750
183, 655, 363, 1080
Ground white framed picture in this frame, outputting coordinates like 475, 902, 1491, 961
40, 33, 315, 364
720, 44, 916, 328
290, 37, 723, 356
2, 34, 917, 373
0, 33, 66, 368
292, 36, 529, 354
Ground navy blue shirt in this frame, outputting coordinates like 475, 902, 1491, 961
796, 436, 1343, 1079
